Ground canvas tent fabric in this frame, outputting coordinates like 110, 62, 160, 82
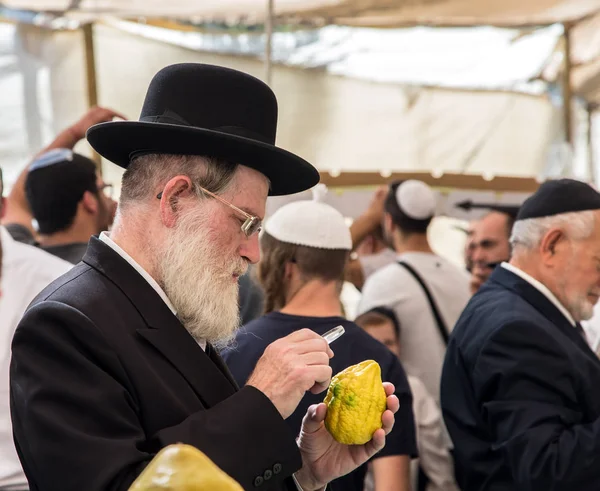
5, 1, 600, 109
0, 22, 563, 195
2, 0, 600, 27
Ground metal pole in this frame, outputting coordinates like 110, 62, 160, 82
562, 24, 573, 145
264, 0, 274, 85
588, 103, 597, 184
16, 24, 43, 154
82, 22, 102, 168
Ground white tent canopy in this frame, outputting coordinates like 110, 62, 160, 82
0, 22, 565, 187
3, 0, 599, 193
2, 0, 599, 27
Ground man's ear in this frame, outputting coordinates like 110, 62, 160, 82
383, 213, 395, 242
540, 228, 565, 264
81, 191, 99, 215
284, 260, 295, 281
158, 176, 194, 228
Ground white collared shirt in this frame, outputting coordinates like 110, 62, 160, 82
99, 232, 206, 350
501, 262, 576, 327
0, 226, 72, 488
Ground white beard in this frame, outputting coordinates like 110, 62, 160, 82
559, 252, 598, 323
159, 208, 247, 348
567, 295, 595, 322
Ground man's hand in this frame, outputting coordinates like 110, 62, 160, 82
350, 185, 390, 249
69, 106, 126, 140
365, 185, 389, 224
294, 382, 399, 491
246, 329, 334, 419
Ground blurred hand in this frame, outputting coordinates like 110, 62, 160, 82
246, 329, 334, 419
70, 106, 127, 140
366, 185, 389, 224
294, 382, 399, 491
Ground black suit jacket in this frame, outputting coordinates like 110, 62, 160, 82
441, 266, 600, 491
10, 238, 302, 491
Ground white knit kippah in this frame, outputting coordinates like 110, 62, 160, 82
264, 184, 352, 250
396, 180, 436, 220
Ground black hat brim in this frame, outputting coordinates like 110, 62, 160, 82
86, 121, 320, 196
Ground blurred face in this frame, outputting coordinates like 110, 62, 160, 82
158, 166, 268, 346
363, 320, 400, 357
470, 212, 511, 293
549, 217, 600, 322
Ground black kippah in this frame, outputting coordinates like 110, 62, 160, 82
516, 178, 600, 221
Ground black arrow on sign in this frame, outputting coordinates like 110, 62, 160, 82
455, 200, 520, 218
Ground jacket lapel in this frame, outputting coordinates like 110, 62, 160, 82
83, 237, 237, 408
206, 344, 241, 391
138, 328, 237, 408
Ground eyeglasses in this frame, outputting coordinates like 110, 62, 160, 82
156, 185, 262, 238
98, 183, 114, 199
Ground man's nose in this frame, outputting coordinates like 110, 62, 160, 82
239, 232, 261, 264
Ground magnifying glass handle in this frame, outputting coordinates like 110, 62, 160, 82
322, 325, 345, 345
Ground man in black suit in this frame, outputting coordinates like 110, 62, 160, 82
441, 178, 600, 491
9, 64, 399, 491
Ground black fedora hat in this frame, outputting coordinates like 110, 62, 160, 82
86, 63, 319, 196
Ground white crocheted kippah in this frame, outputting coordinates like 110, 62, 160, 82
264, 184, 352, 250
396, 180, 436, 219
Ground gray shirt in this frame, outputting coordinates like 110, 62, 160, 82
5, 223, 88, 264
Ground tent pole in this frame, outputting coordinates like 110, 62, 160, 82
562, 23, 573, 146
264, 0, 274, 85
588, 103, 596, 184
83, 22, 102, 169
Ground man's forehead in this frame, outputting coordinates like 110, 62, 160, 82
236, 164, 270, 189
476, 212, 509, 232
471, 225, 508, 246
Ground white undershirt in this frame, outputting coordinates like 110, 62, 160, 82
501, 262, 576, 327
99, 232, 206, 350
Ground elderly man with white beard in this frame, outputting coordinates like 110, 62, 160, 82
441, 178, 600, 491
9, 64, 399, 491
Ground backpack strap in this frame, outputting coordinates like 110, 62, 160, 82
397, 260, 450, 345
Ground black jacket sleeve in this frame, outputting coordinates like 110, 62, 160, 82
10, 301, 302, 491
474, 321, 600, 491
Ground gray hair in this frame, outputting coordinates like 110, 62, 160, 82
119, 154, 239, 208
510, 210, 596, 252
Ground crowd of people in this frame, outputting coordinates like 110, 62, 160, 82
2, 61, 600, 491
